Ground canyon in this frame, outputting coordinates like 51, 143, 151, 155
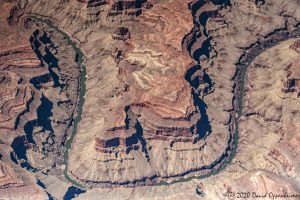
0, 0, 300, 199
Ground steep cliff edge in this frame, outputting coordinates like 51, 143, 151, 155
0, 1, 83, 198
1, 0, 300, 199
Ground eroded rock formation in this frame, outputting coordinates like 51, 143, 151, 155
0, 1, 82, 198
0, 0, 300, 199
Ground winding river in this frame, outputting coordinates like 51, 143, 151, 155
157, 28, 300, 186
29, 16, 87, 189
30, 15, 237, 188
29, 15, 300, 190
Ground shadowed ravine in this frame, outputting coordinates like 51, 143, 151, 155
156, 1, 300, 186
28, 1, 236, 189
26, 0, 300, 191
29, 15, 87, 191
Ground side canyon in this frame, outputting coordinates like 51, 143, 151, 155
0, 0, 300, 199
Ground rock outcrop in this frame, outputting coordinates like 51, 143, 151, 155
0, 1, 82, 198
74, 0, 300, 198
0, 161, 48, 200
2, 0, 238, 188
1, 0, 300, 199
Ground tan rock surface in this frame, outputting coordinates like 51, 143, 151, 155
0, 161, 48, 200
0, 1, 82, 199
1, 0, 300, 199
76, 0, 300, 198
8, 0, 236, 186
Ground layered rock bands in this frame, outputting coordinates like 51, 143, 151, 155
0, 0, 300, 199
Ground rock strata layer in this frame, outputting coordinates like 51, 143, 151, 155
23, 0, 237, 186
0, 1, 82, 199
0, 0, 300, 199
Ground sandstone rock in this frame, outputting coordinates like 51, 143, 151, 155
0, 161, 48, 200
1, 0, 300, 199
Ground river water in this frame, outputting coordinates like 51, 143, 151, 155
29, 15, 300, 190
29, 16, 87, 189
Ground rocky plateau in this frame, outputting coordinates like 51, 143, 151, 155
0, 0, 300, 199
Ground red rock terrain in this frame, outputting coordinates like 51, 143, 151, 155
0, 3, 48, 199
0, 0, 300, 199
0, 1, 83, 199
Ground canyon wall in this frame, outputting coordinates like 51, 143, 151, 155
0, 0, 300, 199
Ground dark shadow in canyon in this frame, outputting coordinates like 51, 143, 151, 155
11, 94, 54, 171
63, 186, 86, 200
29, 29, 63, 88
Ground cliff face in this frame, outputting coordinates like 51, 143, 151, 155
2, 0, 234, 189
37, 0, 235, 185
1, 0, 300, 199
0, 3, 48, 199
0, 1, 82, 198
238, 38, 300, 188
